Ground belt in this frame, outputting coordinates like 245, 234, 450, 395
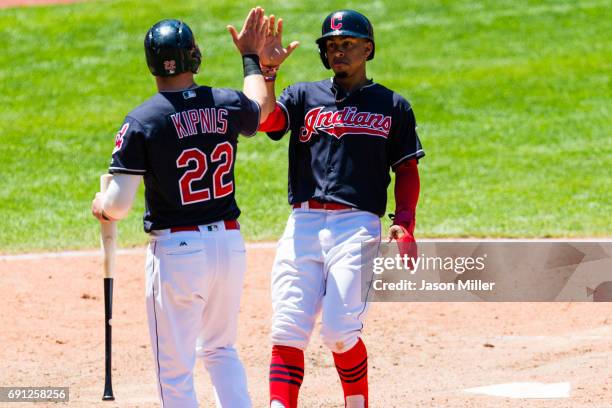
170, 219, 239, 233
292, 199, 353, 211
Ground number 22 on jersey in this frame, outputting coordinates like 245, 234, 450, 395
176, 141, 234, 205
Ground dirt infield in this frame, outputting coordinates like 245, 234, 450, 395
1, 247, 611, 407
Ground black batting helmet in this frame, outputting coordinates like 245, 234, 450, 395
144, 19, 202, 77
316, 10, 375, 69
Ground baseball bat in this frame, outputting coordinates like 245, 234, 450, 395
99, 174, 116, 401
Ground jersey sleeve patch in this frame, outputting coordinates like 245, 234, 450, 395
112, 123, 129, 154
109, 117, 148, 175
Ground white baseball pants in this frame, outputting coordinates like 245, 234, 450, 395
271, 208, 381, 353
145, 221, 251, 407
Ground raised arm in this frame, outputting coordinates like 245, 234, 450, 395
257, 14, 300, 132
261, 15, 299, 105
227, 7, 272, 123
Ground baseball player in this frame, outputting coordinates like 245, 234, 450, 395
91, 9, 272, 407
256, 10, 424, 408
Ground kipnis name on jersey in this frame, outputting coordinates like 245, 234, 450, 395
300, 106, 392, 142
171, 108, 229, 138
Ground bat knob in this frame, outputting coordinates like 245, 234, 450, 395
102, 381, 114, 401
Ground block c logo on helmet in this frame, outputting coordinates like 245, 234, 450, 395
330, 13, 343, 30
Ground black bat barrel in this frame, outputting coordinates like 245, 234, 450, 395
102, 277, 115, 401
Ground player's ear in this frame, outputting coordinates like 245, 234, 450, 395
363, 40, 373, 60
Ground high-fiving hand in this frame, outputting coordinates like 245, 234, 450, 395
260, 14, 300, 67
227, 6, 269, 56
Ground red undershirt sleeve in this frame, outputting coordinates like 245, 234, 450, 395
258, 103, 287, 132
393, 159, 420, 233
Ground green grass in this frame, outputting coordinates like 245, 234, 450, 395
0, 0, 610, 252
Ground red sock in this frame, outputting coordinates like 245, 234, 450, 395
270, 345, 304, 408
332, 338, 368, 407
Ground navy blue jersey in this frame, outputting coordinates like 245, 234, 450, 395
109, 86, 260, 232
267, 79, 424, 216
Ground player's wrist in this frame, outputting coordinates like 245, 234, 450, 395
100, 209, 119, 222
261, 64, 279, 82
242, 54, 263, 77
389, 212, 415, 236
389, 210, 415, 225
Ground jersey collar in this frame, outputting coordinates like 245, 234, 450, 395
330, 77, 375, 103
159, 83, 200, 93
